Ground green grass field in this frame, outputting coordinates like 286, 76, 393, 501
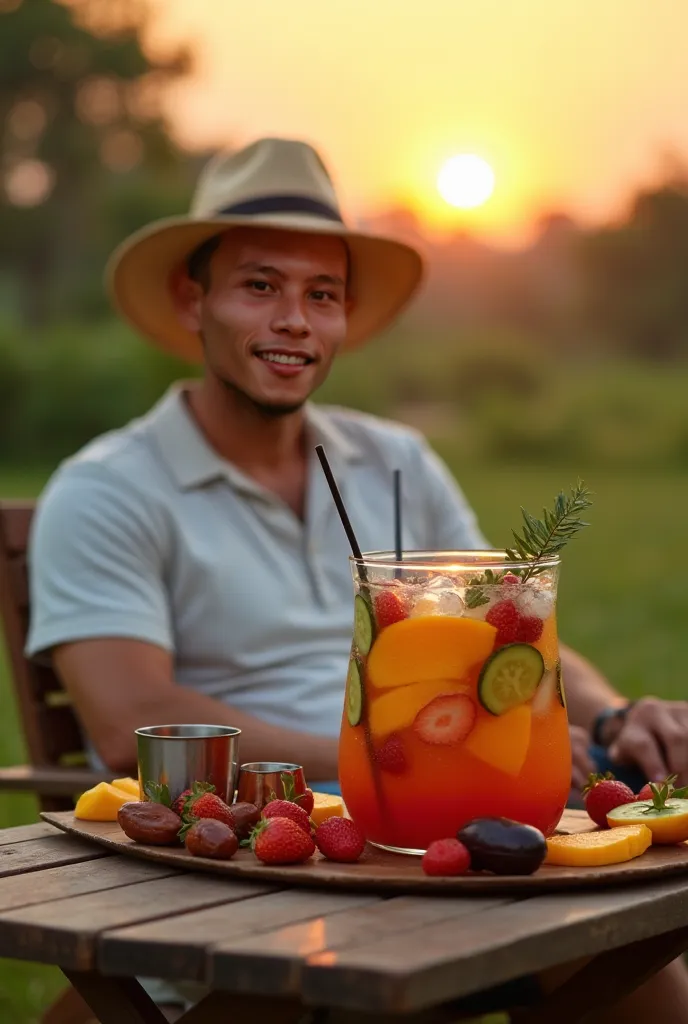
1, 462, 686, 1021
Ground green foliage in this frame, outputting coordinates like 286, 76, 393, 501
506, 481, 593, 581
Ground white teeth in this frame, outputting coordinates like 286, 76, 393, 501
258, 352, 307, 365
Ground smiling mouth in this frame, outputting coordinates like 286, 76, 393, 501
255, 351, 314, 366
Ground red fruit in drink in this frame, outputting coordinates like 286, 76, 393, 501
375, 733, 407, 774
502, 573, 520, 585
315, 817, 366, 862
262, 799, 312, 835
422, 838, 471, 877
486, 600, 520, 647
517, 615, 544, 643
582, 773, 636, 828
414, 694, 476, 746
374, 590, 407, 630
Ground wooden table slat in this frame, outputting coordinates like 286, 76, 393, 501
208, 894, 515, 997
0, 873, 274, 971
302, 876, 688, 1013
99, 888, 380, 982
0, 835, 108, 878
0, 822, 59, 846
0, 854, 176, 912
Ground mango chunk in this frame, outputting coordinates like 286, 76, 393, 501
369, 679, 469, 740
74, 782, 134, 821
111, 777, 140, 798
367, 616, 496, 690
310, 793, 345, 827
546, 824, 652, 866
464, 705, 532, 776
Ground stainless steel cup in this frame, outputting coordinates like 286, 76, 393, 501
236, 761, 306, 810
136, 724, 241, 806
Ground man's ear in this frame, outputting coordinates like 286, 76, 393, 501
169, 265, 204, 332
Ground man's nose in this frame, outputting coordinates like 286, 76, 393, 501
271, 295, 311, 337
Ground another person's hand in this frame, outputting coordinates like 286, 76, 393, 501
608, 698, 688, 785
569, 724, 596, 790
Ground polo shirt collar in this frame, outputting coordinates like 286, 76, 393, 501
147, 383, 362, 493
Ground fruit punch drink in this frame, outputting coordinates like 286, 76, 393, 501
339, 552, 571, 854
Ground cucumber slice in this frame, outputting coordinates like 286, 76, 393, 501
478, 643, 545, 716
353, 592, 375, 656
346, 659, 364, 727
555, 659, 567, 709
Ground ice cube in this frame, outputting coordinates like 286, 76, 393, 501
516, 583, 555, 620
411, 585, 465, 617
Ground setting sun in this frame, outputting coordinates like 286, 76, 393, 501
437, 154, 496, 210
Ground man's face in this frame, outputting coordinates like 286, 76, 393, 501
175, 227, 350, 416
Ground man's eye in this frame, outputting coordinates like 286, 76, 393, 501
311, 290, 336, 302
247, 280, 272, 293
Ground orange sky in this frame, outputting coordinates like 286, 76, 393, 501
151, 0, 688, 246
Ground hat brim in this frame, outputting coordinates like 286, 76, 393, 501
106, 212, 424, 362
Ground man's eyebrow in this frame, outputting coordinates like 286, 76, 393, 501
236, 262, 286, 277
309, 273, 346, 287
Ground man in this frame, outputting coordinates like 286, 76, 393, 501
26, 138, 688, 1020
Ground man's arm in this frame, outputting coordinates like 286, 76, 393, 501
53, 638, 339, 779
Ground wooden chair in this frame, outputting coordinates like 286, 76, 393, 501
0, 500, 106, 1024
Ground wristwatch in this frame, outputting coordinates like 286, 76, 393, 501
591, 703, 635, 748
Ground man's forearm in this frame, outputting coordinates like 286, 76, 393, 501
108, 684, 340, 782
560, 643, 627, 732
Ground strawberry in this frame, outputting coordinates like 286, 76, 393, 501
582, 772, 636, 828
315, 817, 366, 862
295, 788, 315, 816
414, 694, 476, 746
637, 775, 688, 804
374, 590, 407, 630
502, 573, 521, 586
636, 783, 654, 802
262, 799, 312, 835
375, 733, 407, 774
517, 615, 544, 643
486, 599, 520, 647
182, 782, 235, 833
251, 817, 315, 865
422, 838, 471, 877
171, 788, 193, 817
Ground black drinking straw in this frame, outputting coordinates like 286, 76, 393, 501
315, 445, 368, 581
393, 469, 402, 574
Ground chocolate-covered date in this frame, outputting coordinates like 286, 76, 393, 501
457, 817, 547, 876
185, 818, 239, 859
230, 801, 261, 839
117, 801, 182, 846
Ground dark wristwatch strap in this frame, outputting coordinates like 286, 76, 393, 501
591, 703, 635, 748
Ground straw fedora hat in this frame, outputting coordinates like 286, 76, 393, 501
106, 137, 424, 362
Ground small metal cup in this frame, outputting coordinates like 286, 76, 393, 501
236, 761, 306, 810
136, 724, 241, 806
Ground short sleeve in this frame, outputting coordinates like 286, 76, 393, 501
26, 464, 173, 659
411, 438, 491, 550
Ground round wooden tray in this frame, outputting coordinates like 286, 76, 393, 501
41, 809, 688, 894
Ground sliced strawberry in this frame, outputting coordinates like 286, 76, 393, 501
414, 694, 476, 746
517, 615, 544, 643
375, 733, 407, 774
485, 599, 520, 647
374, 590, 407, 630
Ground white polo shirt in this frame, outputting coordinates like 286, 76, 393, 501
26, 384, 487, 737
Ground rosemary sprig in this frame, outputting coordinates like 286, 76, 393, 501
464, 481, 593, 605
506, 481, 593, 582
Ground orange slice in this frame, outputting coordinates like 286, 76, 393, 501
464, 705, 532, 776
367, 616, 496, 690
310, 793, 345, 827
74, 782, 134, 821
369, 679, 469, 740
607, 799, 688, 844
545, 824, 652, 866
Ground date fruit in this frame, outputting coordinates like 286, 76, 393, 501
117, 801, 182, 846
185, 818, 239, 859
229, 801, 261, 840
457, 817, 547, 875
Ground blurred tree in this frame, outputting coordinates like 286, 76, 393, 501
580, 171, 688, 361
0, 0, 194, 325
